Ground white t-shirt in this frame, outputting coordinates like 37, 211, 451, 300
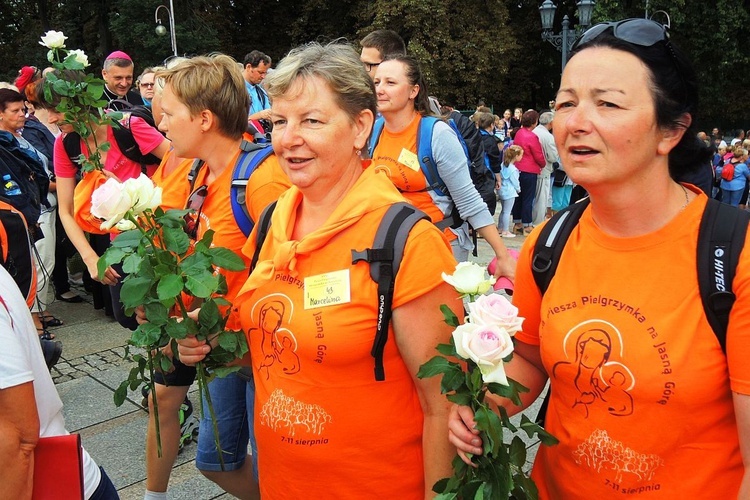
0, 265, 101, 499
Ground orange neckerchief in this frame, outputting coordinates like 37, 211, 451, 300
239, 164, 405, 295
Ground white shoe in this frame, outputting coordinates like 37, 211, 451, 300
500, 231, 516, 238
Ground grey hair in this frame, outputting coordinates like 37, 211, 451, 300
539, 111, 554, 126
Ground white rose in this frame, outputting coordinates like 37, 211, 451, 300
468, 294, 525, 335
115, 219, 137, 231
453, 323, 514, 386
68, 49, 89, 68
91, 178, 133, 230
442, 261, 495, 296
39, 30, 67, 49
122, 174, 162, 215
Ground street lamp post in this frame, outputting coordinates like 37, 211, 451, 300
539, 0, 595, 70
154, 1, 177, 57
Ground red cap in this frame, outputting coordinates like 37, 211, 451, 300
14, 66, 37, 93
105, 50, 132, 62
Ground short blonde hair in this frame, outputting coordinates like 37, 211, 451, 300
265, 41, 376, 123
156, 54, 248, 139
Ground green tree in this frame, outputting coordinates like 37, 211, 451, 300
361, 0, 517, 110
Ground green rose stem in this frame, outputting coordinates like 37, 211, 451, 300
120, 211, 226, 467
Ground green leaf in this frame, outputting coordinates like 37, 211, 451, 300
101, 247, 126, 268
185, 271, 219, 298
113, 381, 129, 406
509, 436, 527, 466
440, 303, 460, 327
432, 477, 450, 494
441, 365, 466, 394
487, 378, 528, 407
446, 392, 473, 405
417, 356, 458, 379
436, 342, 457, 357
179, 252, 211, 276
519, 414, 559, 446
208, 247, 246, 271
197, 229, 215, 249
163, 225, 191, 255
198, 299, 221, 331
467, 365, 483, 394
144, 302, 169, 326
131, 322, 163, 347
218, 332, 238, 352
159, 354, 174, 373
122, 253, 143, 274
120, 277, 153, 308
157, 274, 184, 301
165, 317, 189, 340
111, 229, 143, 249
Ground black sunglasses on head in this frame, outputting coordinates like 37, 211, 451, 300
184, 184, 208, 240
571, 18, 669, 53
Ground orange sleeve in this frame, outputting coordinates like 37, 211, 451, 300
392, 219, 456, 309
245, 155, 292, 224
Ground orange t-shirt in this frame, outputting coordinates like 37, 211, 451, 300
235, 167, 456, 498
514, 186, 747, 498
371, 114, 456, 241
151, 149, 192, 211
186, 150, 291, 329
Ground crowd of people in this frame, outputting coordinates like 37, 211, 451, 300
0, 18, 748, 500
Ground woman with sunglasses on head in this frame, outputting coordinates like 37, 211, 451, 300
177, 42, 459, 499
146, 54, 291, 500
372, 55, 516, 280
449, 18, 750, 497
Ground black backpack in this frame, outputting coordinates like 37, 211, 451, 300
0, 131, 48, 240
449, 110, 497, 216
531, 197, 750, 424
63, 102, 162, 173
0, 196, 36, 306
250, 201, 429, 381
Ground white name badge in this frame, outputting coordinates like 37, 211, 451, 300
304, 269, 351, 309
397, 148, 420, 171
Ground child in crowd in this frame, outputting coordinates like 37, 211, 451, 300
498, 145, 522, 237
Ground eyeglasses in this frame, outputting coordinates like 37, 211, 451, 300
362, 61, 381, 72
571, 18, 670, 53
140, 82, 155, 88
184, 184, 208, 240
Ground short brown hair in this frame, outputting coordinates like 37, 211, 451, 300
157, 54, 249, 139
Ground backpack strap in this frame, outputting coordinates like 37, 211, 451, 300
63, 133, 83, 167
531, 197, 589, 425
531, 197, 590, 294
187, 159, 204, 192
416, 116, 448, 197
231, 140, 274, 237
697, 198, 750, 352
367, 116, 386, 157
249, 200, 278, 273
351, 202, 429, 381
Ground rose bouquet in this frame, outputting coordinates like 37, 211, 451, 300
92, 175, 248, 465
418, 262, 557, 499
39, 30, 118, 173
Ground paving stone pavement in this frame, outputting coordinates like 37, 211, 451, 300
49, 224, 543, 499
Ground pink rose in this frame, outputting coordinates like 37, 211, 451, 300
453, 323, 514, 385
91, 178, 133, 230
467, 294, 524, 335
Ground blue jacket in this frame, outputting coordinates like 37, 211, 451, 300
717, 161, 750, 191
499, 163, 521, 200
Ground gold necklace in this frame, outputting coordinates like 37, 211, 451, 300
680, 184, 689, 211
